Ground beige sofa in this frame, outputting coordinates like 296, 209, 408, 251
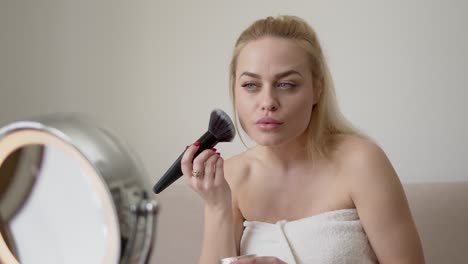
151, 182, 468, 264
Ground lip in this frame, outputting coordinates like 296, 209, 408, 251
255, 117, 283, 125
255, 117, 283, 131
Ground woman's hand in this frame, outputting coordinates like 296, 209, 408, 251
181, 142, 232, 211
232, 256, 287, 264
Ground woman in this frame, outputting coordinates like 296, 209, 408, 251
181, 15, 425, 264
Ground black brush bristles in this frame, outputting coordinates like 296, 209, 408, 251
208, 109, 236, 142
153, 109, 236, 194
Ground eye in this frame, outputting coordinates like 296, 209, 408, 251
241, 82, 258, 91
277, 82, 296, 89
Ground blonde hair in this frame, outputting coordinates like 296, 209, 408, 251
229, 15, 369, 160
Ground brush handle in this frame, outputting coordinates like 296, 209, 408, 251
153, 131, 218, 194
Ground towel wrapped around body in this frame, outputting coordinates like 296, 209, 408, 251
240, 208, 378, 264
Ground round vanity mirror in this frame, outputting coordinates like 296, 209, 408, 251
0, 114, 158, 264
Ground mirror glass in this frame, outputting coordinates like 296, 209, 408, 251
0, 143, 119, 264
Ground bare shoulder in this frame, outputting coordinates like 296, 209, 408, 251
223, 149, 253, 193
334, 134, 381, 159
333, 134, 390, 177
332, 136, 425, 262
223, 149, 254, 228
332, 134, 402, 202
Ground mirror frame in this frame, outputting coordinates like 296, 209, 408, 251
0, 114, 158, 264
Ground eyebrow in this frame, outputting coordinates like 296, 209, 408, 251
238, 70, 303, 80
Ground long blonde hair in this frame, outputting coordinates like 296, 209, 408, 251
229, 15, 368, 159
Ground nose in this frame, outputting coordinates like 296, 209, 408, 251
260, 87, 279, 112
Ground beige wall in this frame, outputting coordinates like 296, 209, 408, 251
1, 0, 467, 189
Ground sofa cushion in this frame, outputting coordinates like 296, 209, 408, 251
404, 182, 468, 264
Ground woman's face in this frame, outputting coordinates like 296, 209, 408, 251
234, 37, 321, 146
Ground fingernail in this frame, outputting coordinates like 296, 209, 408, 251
216, 152, 220, 156
211, 148, 217, 152
193, 141, 201, 147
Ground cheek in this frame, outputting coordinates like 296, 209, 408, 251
234, 91, 252, 113
234, 95, 249, 129
237, 108, 259, 137
290, 97, 314, 126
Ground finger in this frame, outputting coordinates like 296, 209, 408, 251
191, 148, 217, 180
213, 154, 225, 186
202, 151, 220, 189
181, 142, 201, 181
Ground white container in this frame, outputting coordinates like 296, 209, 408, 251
219, 254, 256, 264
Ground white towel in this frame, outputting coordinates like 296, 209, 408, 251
240, 208, 378, 264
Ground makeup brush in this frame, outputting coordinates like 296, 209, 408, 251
153, 109, 236, 194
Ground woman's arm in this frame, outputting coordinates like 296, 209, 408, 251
345, 139, 425, 263
198, 205, 237, 263
181, 144, 239, 263
194, 156, 246, 263
199, 194, 244, 262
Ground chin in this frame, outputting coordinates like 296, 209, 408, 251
251, 133, 289, 146
248, 126, 309, 147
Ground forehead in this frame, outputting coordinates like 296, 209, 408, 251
236, 37, 310, 75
